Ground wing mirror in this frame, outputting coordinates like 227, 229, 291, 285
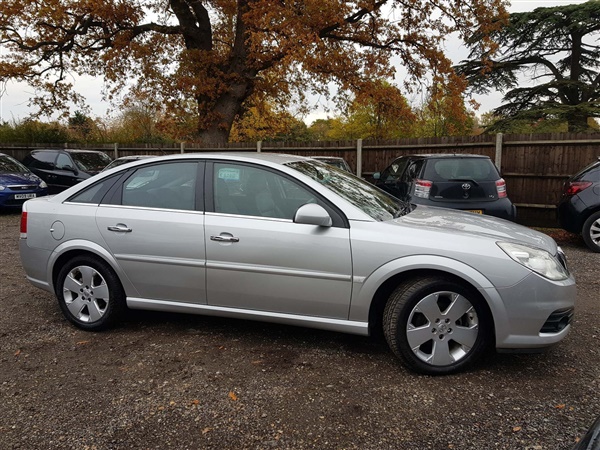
372, 172, 381, 180
294, 203, 332, 227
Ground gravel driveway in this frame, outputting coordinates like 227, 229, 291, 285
1, 210, 598, 449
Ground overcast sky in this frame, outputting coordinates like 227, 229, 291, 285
0, 0, 591, 124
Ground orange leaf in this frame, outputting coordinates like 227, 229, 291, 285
228, 391, 238, 401
191, 399, 200, 405
14, 349, 21, 356
202, 427, 212, 435
513, 426, 522, 432
76, 340, 90, 345
555, 404, 566, 409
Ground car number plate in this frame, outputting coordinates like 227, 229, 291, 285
14, 193, 36, 200
465, 209, 483, 214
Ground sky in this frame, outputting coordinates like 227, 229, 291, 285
0, 0, 591, 125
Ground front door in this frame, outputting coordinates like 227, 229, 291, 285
205, 162, 353, 319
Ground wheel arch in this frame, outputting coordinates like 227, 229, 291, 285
48, 240, 136, 296
351, 256, 505, 343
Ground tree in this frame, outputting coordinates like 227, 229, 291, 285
413, 83, 476, 137
0, 0, 507, 144
457, 1, 600, 133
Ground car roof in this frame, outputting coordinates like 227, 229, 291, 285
396, 153, 490, 159
312, 156, 346, 161
31, 148, 108, 154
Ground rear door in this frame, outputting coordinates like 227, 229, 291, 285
95, 160, 207, 304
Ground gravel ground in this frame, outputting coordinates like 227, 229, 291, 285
1, 209, 598, 450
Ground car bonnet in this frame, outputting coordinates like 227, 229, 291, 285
395, 204, 558, 253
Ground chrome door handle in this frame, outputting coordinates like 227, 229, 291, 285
210, 235, 239, 242
107, 224, 132, 233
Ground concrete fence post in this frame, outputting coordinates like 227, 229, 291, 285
356, 139, 363, 177
180, 142, 185, 154
113, 143, 119, 159
257, 140, 262, 153
495, 133, 503, 171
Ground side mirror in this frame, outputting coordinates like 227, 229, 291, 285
294, 203, 332, 227
372, 172, 381, 180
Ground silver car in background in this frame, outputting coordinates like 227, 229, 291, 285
19, 153, 576, 375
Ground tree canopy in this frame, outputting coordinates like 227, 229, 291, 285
0, 0, 507, 144
457, 0, 600, 133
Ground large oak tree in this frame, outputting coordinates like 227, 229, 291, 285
1, 0, 506, 144
457, 1, 600, 133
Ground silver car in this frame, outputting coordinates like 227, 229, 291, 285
19, 153, 576, 375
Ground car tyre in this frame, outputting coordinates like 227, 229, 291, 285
582, 211, 600, 253
55, 255, 126, 331
383, 276, 492, 375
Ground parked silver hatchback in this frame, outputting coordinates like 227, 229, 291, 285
19, 153, 576, 375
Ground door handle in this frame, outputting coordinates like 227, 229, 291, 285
210, 235, 239, 243
107, 224, 132, 233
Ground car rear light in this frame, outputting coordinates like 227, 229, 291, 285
414, 179, 433, 198
564, 181, 592, 196
20, 211, 28, 239
495, 179, 507, 198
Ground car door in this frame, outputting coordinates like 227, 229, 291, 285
204, 161, 353, 319
95, 160, 207, 304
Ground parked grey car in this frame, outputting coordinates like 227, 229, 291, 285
19, 153, 575, 375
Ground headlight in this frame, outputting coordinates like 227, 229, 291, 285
497, 242, 569, 281
39, 180, 48, 189
0, 185, 5, 191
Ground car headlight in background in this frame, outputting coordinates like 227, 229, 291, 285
0, 185, 5, 191
39, 180, 48, 189
497, 242, 569, 281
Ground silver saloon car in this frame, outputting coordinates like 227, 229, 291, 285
19, 153, 576, 375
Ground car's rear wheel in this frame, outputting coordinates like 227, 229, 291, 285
383, 276, 492, 375
582, 211, 600, 253
55, 255, 125, 331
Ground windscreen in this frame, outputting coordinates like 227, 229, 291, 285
72, 152, 112, 171
0, 155, 29, 174
423, 158, 499, 182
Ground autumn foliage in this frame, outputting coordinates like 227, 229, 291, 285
0, 0, 508, 144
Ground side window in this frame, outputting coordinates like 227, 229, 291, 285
56, 153, 75, 170
402, 160, 420, 182
68, 175, 123, 204
213, 163, 317, 220
29, 151, 57, 169
121, 162, 197, 211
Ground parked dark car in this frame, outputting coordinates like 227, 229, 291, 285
372, 154, 517, 221
23, 149, 112, 194
557, 158, 600, 252
573, 415, 600, 450
0, 153, 48, 209
311, 156, 352, 172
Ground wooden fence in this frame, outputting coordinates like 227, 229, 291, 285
3, 132, 600, 227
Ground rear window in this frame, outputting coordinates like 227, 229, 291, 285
573, 161, 600, 182
423, 158, 499, 182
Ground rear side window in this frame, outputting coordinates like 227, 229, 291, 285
27, 151, 57, 169
121, 162, 198, 211
424, 158, 499, 182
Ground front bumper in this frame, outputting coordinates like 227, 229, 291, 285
488, 271, 576, 350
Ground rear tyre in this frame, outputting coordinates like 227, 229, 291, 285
582, 211, 600, 253
55, 255, 126, 331
383, 276, 492, 375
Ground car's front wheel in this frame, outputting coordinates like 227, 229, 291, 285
582, 211, 600, 253
383, 276, 492, 375
55, 255, 126, 331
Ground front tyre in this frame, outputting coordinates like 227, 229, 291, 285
55, 255, 126, 331
582, 211, 600, 253
383, 276, 492, 375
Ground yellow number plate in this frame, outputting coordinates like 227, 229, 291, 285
466, 209, 483, 214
